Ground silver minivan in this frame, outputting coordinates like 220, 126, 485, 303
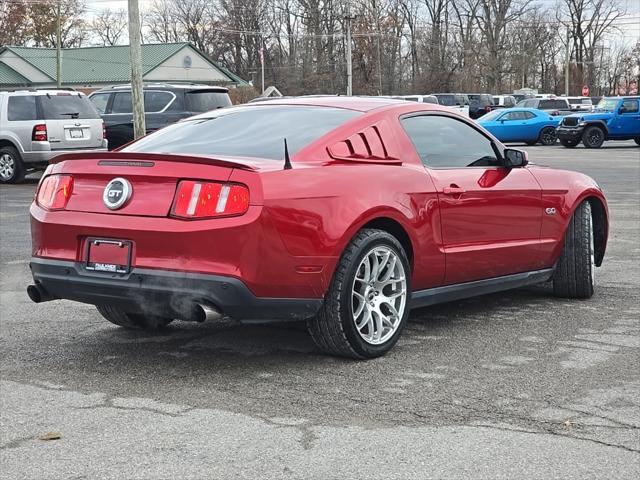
0, 90, 108, 183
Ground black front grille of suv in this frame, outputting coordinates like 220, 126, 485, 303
563, 117, 579, 127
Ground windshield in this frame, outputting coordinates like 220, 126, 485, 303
479, 110, 504, 121
124, 105, 361, 160
40, 93, 101, 119
596, 98, 619, 111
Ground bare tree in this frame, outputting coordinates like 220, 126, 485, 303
91, 8, 127, 46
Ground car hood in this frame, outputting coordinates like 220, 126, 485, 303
565, 111, 614, 122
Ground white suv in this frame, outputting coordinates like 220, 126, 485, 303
0, 89, 108, 183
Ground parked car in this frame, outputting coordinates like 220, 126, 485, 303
89, 83, 232, 150
565, 96, 593, 112
516, 97, 572, 115
492, 95, 517, 109
28, 97, 609, 358
431, 93, 470, 117
468, 93, 495, 119
477, 108, 561, 145
556, 96, 640, 148
393, 95, 438, 104
0, 89, 107, 184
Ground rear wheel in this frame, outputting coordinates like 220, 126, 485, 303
539, 126, 557, 146
553, 201, 595, 299
582, 126, 605, 148
96, 305, 174, 330
560, 139, 579, 148
307, 229, 411, 359
0, 146, 25, 184
634, 138, 640, 146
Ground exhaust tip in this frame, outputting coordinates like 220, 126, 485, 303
27, 285, 42, 303
194, 303, 223, 323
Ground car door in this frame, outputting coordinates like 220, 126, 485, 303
496, 111, 526, 142
400, 114, 543, 285
609, 99, 640, 137
106, 91, 134, 150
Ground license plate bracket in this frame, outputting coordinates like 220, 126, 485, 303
86, 238, 132, 274
69, 128, 84, 139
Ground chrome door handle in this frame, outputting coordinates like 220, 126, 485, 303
443, 185, 465, 195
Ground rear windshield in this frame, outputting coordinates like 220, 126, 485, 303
124, 105, 361, 160
186, 91, 232, 112
40, 94, 100, 119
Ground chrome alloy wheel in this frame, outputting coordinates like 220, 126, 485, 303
351, 246, 407, 345
0, 153, 15, 181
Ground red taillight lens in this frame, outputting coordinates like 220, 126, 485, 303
171, 180, 249, 219
485, 105, 492, 112
32, 124, 48, 142
36, 175, 73, 210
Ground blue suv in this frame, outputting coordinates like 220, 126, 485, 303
556, 96, 640, 148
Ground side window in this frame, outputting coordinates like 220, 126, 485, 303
621, 100, 639, 113
522, 111, 536, 120
502, 111, 522, 121
555, 100, 569, 109
524, 99, 535, 108
111, 92, 132, 114
401, 115, 500, 168
144, 91, 174, 112
539, 100, 554, 109
89, 93, 110, 114
7, 96, 38, 121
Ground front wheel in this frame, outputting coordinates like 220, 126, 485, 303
553, 201, 595, 299
307, 229, 411, 359
582, 126, 605, 149
96, 305, 174, 330
539, 126, 557, 146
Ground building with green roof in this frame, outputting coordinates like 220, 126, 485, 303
0, 43, 249, 90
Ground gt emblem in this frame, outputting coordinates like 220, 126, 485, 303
103, 177, 132, 210
545, 207, 556, 215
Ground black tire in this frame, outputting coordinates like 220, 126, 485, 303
96, 305, 174, 330
0, 145, 25, 184
560, 139, 579, 148
306, 229, 412, 359
553, 201, 595, 299
634, 138, 640, 146
538, 126, 557, 146
582, 126, 605, 149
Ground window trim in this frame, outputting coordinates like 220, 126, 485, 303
398, 111, 506, 170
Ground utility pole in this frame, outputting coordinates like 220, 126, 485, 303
344, 11, 355, 96
128, 0, 146, 139
565, 26, 570, 96
520, 34, 525, 89
56, 1, 61, 88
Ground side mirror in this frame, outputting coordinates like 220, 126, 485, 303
504, 148, 528, 168
619, 107, 627, 114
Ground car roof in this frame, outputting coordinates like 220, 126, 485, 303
91, 83, 229, 93
242, 95, 407, 112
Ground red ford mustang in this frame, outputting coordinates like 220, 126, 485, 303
28, 97, 608, 358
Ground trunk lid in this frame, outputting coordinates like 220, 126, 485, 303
50, 152, 269, 217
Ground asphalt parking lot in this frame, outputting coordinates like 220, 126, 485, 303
1, 141, 639, 479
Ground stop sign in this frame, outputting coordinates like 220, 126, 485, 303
582, 85, 589, 96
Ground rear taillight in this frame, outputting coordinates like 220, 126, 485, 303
171, 180, 249, 219
32, 124, 48, 142
36, 175, 74, 210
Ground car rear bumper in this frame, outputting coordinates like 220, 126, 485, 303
29, 257, 323, 322
556, 126, 584, 140
23, 145, 108, 164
